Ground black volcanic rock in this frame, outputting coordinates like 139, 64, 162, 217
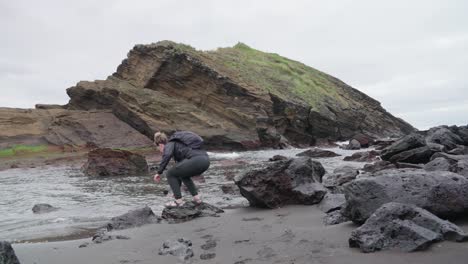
296, 148, 340, 158
0, 242, 20, 264
349, 202, 468, 253
381, 133, 426, 161
235, 158, 326, 208
344, 169, 468, 224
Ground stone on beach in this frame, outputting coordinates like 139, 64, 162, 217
344, 169, 468, 224
106, 206, 160, 231
82, 148, 148, 177
343, 150, 379, 162
322, 166, 359, 188
32, 203, 59, 214
349, 202, 468, 253
159, 238, 194, 261
235, 157, 326, 208
161, 202, 224, 223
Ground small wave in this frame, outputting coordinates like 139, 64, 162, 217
207, 152, 241, 160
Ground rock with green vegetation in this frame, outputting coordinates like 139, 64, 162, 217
66, 41, 414, 149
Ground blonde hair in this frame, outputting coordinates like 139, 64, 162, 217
154, 132, 168, 145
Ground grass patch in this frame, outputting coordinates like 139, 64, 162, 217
0, 145, 48, 158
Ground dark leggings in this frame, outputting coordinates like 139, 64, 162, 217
166, 155, 210, 199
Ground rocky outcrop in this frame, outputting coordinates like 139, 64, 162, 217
235, 157, 326, 208
159, 238, 194, 262
32, 203, 58, 214
161, 202, 224, 223
296, 148, 340, 158
344, 169, 468, 224
349, 203, 468, 253
0, 241, 20, 264
380, 133, 426, 161
82, 148, 148, 176
1, 42, 415, 151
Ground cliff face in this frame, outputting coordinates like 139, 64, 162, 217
1, 41, 415, 150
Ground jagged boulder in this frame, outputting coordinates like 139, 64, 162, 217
349, 202, 468, 253
322, 166, 359, 188
448, 145, 468, 155
106, 206, 160, 231
362, 161, 423, 173
161, 202, 224, 223
235, 157, 326, 208
388, 146, 434, 164
341, 139, 361, 150
82, 148, 148, 176
296, 148, 340, 158
380, 133, 426, 161
268, 155, 288, 161
323, 209, 350, 226
0, 242, 20, 264
32, 203, 59, 214
344, 169, 468, 224
424, 157, 454, 172
343, 150, 379, 162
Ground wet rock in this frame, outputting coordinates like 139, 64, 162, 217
454, 159, 468, 177
349, 202, 468, 253
296, 148, 341, 158
426, 126, 464, 151
430, 152, 468, 162
32, 203, 59, 214
323, 209, 350, 226
92, 232, 130, 244
343, 150, 379, 162
235, 157, 326, 208
0, 241, 20, 264
448, 125, 468, 145
161, 202, 224, 223
388, 146, 434, 164
78, 242, 89, 248
424, 157, 454, 172
158, 238, 194, 261
341, 139, 361, 150
200, 253, 216, 260
82, 148, 148, 177
106, 206, 160, 231
344, 169, 468, 224
381, 133, 426, 161
322, 166, 359, 188
319, 193, 346, 213
9, 164, 19, 169
268, 155, 288, 161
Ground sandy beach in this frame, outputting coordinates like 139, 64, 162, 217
13, 205, 468, 264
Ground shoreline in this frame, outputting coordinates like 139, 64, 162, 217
13, 205, 468, 264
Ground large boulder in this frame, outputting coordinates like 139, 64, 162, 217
296, 148, 340, 158
352, 133, 374, 148
82, 148, 148, 176
388, 146, 434, 164
106, 206, 160, 231
319, 193, 346, 213
426, 126, 464, 151
424, 157, 454, 172
380, 133, 426, 161
448, 125, 468, 145
344, 169, 468, 224
349, 202, 468, 253
161, 202, 224, 223
362, 161, 423, 173
235, 157, 326, 208
0, 242, 20, 264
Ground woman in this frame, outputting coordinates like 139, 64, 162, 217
153, 131, 210, 207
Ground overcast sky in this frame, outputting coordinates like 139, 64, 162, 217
1, 0, 467, 130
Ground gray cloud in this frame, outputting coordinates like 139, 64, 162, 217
1, 0, 467, 129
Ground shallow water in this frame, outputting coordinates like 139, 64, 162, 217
0, 146, 367, 242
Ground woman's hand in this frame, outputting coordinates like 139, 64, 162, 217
153, 174, 161, 183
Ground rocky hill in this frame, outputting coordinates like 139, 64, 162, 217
0, 41, 414, 151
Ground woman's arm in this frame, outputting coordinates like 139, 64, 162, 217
157, 142, 175, 175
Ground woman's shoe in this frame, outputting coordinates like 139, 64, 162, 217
165, 199, 185, 208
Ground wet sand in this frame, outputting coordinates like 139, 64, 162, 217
13, 205, 468, 264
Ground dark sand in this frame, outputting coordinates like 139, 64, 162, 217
13, 205, 468, 264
